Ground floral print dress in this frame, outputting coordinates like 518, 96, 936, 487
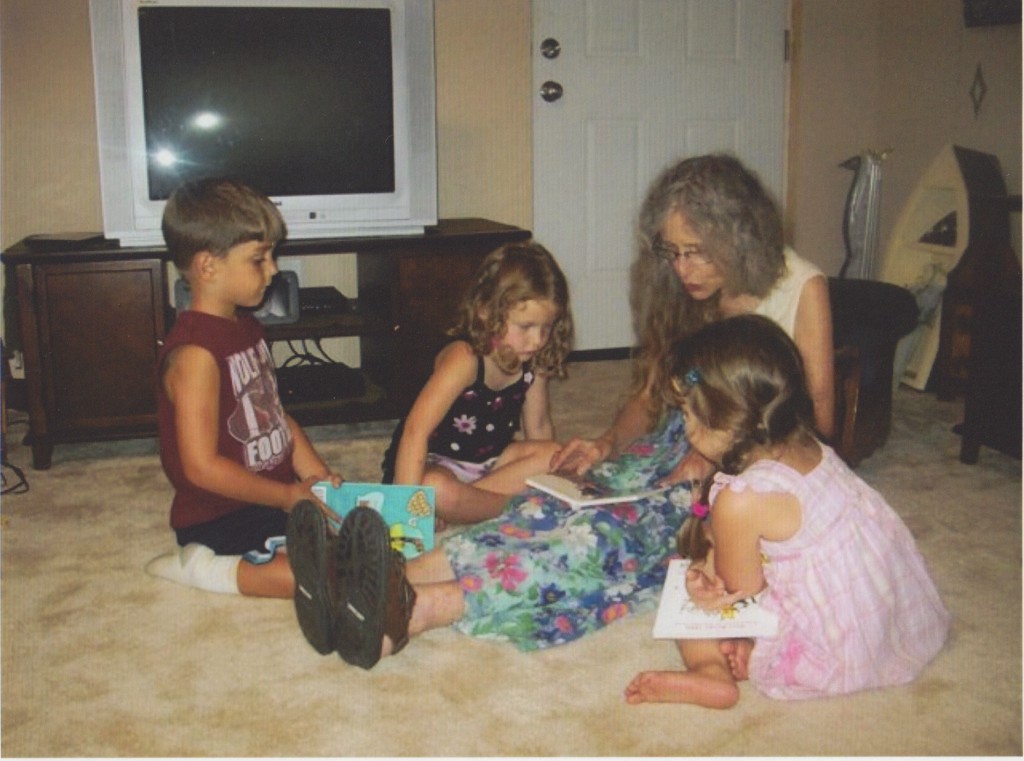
444, 410, 693, 650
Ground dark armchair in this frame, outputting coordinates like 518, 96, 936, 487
829, 277, 918, 467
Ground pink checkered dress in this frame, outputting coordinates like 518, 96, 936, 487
710, 444, 950, 700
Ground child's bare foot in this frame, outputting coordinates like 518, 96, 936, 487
719, 638, 753, 680
625, 671, 739, 709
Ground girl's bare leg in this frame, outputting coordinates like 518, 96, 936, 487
427, 440, 561, 524
475, 440, 562, 493
405, 547, 458, 585
426, 467, 509, 524
625, 639, 739, 709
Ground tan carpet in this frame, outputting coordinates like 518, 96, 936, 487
2, 360, 1021, 756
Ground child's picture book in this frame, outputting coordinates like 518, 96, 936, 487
653, 558, 779, 639
525, 471, 669, 509
311, 482, 435, 559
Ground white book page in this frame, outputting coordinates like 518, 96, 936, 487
526, 472, 667, 509
653, 559, 779, 639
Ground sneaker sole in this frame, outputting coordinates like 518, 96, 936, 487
334, 507, 392, 669
286, 501, 334, 655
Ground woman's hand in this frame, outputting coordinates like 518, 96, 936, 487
657, 449, 715, 487
549, 393, 651, 476
549, 435, 614, 476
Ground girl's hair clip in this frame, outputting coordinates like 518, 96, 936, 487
683, 368, 701, 387
691, 501, 710, 520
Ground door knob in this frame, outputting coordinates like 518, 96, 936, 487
540, 37, 561, 59
540, 81, 564, 103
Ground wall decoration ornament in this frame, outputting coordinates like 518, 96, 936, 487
969, 63, 987, 117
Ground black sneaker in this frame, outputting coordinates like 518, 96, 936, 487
333, 506, 394, 669
286, 500, 338, 655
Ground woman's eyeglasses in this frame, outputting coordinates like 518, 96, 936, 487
652, 240, 712, 266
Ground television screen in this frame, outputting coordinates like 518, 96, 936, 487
138, 6, 396, 200
90, 0, 436, 244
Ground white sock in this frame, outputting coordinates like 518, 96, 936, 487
145, 543, 240, 595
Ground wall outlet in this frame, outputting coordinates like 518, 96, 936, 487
8, 350, 25, 380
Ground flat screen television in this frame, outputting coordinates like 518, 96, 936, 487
89, 0, 437, 247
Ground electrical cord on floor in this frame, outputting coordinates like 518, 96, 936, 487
1, 416, 29, 495
1, 455, 28, 495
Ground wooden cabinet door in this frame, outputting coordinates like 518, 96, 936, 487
34, 259, 167, 434
358, 245, 492, 415
395, 246, 490, 397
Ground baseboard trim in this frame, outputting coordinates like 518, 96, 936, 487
566, 347, 633, 363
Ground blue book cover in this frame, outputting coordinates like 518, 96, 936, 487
311, 482, 435, 559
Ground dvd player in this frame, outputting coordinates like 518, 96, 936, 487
299, 286, 348, 315
276, 362, 366, 404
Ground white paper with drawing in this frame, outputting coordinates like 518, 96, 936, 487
653, 558, 779, 639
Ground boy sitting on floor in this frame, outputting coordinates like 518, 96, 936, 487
146, 177, 341, 598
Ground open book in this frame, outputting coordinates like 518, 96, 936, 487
653, 558, 779, 639
525, 471, 669, 509
311, 482, 435, 559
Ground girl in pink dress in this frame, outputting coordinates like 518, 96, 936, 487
625, 314, 950, 708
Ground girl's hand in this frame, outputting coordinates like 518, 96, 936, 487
657, 449, 715, 487
685, 566, 747, 612
549, 435, 614, 476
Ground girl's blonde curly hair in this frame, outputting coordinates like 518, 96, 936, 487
449, 241, 574, 376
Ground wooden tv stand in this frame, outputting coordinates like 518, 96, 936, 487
3, 218, 530, 469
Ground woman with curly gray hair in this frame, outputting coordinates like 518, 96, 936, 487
553, 153, 834, 483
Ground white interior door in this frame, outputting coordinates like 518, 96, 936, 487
533, 0, 788, 351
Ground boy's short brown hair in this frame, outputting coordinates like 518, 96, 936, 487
162, 177, 287, 271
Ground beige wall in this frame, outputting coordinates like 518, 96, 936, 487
2, 0, 1020, 310
1, 0, 103, 248
787, 0, 884, 273
435, 0, 532, 229
790, 0, 1021, 275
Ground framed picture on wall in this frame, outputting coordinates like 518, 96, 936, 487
963, 0, 1021, 27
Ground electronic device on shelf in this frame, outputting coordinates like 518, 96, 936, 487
22, 233, 106, 252
173, 271, 300, 325
88, 0, 438, 248
276, 363, 367, 405
299, 287, 350, 316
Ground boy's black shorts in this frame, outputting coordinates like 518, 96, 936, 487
175, 505, 288, 556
